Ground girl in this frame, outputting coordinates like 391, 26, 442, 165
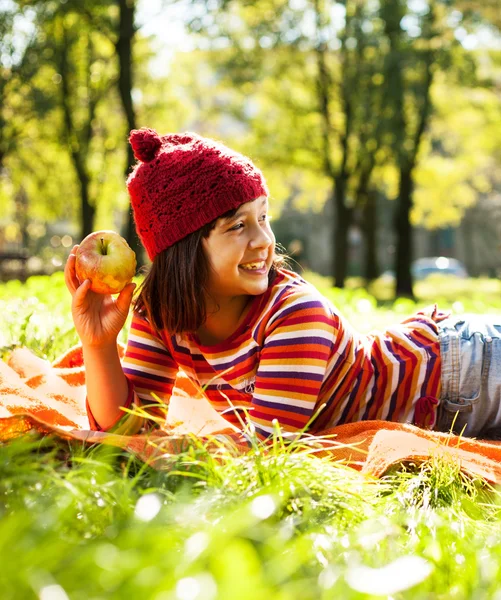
65, 128, 501, 448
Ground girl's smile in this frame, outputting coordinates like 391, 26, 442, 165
239, 259, 268, 274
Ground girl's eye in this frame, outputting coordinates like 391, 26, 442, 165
230, 214, 270, 231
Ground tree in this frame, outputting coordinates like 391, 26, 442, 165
378, 0, 439, 297
73, 0, 143, 259
28, 5, 118, 239
115, 0, 140, 256
0, 2, 77, 250
188, 0, 395, 287
16, 0, 141, 252
80, 0, 141, 254
2, 1, 133, 251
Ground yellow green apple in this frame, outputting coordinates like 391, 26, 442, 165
75, 230, 137, 294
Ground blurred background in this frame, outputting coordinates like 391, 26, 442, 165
0, 0, 500, 299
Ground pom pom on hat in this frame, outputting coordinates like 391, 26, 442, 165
127, 128, 269, 260
129, 128, 162, 162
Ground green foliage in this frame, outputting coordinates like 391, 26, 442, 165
2, 0, 501, 292
412, 71, 501, 229
0, 273, 77, 360
183, 0, 501, 290
0, 271, 135, 360
1, 1, 141, 241
2, 417, 501, 597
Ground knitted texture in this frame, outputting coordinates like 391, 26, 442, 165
127, 128, 269, 260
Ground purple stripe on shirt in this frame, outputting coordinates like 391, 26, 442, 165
257, 370, 324, 382
127, 339, 170, 356
207, 346, 260, 372
169, 338, 192, 357
421, 343, 438, 391
251, 397, 314, 417
122, 366, 175, 384
265, 336, 332, 349
384, 339, 408, 419
270, 299, 332, 323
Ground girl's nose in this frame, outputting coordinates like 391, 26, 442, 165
249, 222, 273, 248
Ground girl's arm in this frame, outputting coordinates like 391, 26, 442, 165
84, 312, 179, 434
64, 245, 139, 431
82, 342, 130, 430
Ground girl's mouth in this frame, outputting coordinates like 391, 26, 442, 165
239, 260, 267, 274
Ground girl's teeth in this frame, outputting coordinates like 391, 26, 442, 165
241, 261, 265, 270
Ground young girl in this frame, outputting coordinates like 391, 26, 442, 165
65, 128, 501, 448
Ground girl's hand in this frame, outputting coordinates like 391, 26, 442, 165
64, 245, 137, 348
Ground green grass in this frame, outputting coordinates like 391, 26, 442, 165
2, 271, 501, 598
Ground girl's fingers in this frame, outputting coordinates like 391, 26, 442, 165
65, 259, 80, 294
64, 255, 76, 294
72, 278, 91, 309
64, 246, 81, 293
116, 282, 137, 315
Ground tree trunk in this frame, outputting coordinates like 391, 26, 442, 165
355, 158, 379, 282
332, 179, 352, 288
74, 156, 95, 238
58, 25, 95, 240
390, 1, 436, 299
313, 2, 354, 289
394, 61, 434, 297
395, 165, 414, 298
115, 0, 143, 262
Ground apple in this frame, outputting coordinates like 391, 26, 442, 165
75, 230, 137, 295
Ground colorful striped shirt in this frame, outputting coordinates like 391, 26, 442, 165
93, 268, 443, 443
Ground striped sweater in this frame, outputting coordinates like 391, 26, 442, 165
92, 268, 443, 443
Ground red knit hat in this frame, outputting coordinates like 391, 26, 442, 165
127, 128, 269, 260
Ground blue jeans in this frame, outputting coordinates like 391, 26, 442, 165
437, 315, 501, 438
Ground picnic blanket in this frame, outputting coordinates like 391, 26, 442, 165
3, 343, 501, 483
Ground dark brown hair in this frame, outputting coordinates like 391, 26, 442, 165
133, 206, 292, 335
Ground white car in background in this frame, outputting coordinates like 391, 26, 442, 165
382, 257, 468, 281
411, 257, 468, 280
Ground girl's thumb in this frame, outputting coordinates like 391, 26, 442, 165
117, 282, 136, 314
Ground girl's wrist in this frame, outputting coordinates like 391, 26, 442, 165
82, 340, 120, 356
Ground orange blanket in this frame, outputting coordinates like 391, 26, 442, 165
2, 343, 501, 483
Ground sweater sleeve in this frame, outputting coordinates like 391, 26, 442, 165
121, 311, 179, 420
245, 292, 339, 441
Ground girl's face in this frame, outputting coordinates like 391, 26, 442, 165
202, 195, 275, 306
